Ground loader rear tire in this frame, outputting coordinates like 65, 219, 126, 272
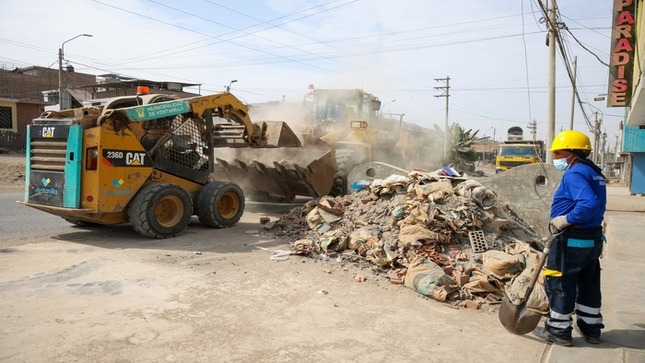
197, 181, 245, 228
128, 183, 192, 238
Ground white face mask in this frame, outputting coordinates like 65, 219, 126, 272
553, 157, 568, 171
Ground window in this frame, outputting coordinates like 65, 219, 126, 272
0, 106, 12, 129
498, 146, 538, 157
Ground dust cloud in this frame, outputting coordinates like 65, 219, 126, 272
249, 101, 312, 142
245, 100, 446, 171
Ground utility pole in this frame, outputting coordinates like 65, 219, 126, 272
527, 119, 537, 141
58, 34, 92, 110
434, 77, 450, 161
397, 113, 406, 139
601, 130, 607, 171
58, 47, 64, 110
593, 111, 600, 163
568, 56, 577, 130
546, 0, 557, 164
614, 134, 620, 161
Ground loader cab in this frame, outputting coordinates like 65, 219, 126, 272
310, 89, 380, 126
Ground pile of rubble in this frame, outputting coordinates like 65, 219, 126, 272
269, 170, 549, 311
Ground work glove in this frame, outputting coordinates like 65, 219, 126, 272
549, 215, 570, 233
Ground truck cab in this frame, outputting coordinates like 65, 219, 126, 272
495, 126, 544, 173
495, 142, 544, 173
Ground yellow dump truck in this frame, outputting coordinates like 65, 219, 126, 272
495, 140, 545, 173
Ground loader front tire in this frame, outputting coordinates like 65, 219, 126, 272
329, 171, 347, 197
128, 183, 192, 238
197, 181, 245, 228
330, 148, 354, 196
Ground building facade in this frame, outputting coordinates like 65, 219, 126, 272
0, 66, 200, 151
608, 0, 645, 194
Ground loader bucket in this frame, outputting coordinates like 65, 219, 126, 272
213, 147, 336, 202
262, 120, 303, 147
212, 121, 338, 202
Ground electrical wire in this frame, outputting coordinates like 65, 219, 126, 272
70, 0, 550, 104
564, 28, 610, 68
117, 0, 360, 64
2, 1, 613, 128
534, 0, 595, 133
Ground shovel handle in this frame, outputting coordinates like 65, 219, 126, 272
521, 235, 557, 301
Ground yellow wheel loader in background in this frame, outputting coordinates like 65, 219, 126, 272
23, 91, 336, 238
247, 88, 438, 196
300, 88, 420, 195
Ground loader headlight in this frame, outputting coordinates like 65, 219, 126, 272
350, 120, 368, 129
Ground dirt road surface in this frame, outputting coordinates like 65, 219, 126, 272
0, 154, 547, 362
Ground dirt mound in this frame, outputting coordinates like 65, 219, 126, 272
0, 153, 26, 191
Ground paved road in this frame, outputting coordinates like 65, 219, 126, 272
0, 192, 71, 243
2, 186, 642, 362
0, 193, 549, 362
0, 191, 302, 246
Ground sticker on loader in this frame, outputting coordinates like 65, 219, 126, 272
102, 149, 152, 167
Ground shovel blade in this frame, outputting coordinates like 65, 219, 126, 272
498, 296, 543, 335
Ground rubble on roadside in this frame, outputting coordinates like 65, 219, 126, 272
268, 169, 548, 311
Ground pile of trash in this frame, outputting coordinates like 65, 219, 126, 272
269, 170, 549, 311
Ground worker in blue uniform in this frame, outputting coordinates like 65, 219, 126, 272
533, 130, 607, 346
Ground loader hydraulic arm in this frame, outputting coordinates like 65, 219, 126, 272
112, 92, 265, 147
188, 92, 264, 146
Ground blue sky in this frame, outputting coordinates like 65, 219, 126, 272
0, 0, 619, 147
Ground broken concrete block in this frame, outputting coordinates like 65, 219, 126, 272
455, 273, 470, 286
464, 300, 479, 310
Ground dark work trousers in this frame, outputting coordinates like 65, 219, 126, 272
543, 227, 605, 339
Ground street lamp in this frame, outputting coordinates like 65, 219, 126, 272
378, 99, 396, 127
482, 127, 496, 141
225, 79, 237, 93
382, 99, 396, 108
59, 33, 93, 110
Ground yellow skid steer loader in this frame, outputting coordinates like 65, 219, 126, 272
23, 91, 336, 238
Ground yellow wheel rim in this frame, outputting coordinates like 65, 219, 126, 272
155, 195, 184, 228
218, 191, 239, 219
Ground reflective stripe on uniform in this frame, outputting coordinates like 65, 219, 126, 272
546, 320, 571, 329
550, 310, 573, 320
578, 315, 603, 325
576, 303, 601, 315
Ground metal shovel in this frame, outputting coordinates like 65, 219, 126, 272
498, 234, 556, 335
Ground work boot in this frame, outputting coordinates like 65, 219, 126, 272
532, 327, 573, 347
575, 322, 601, 344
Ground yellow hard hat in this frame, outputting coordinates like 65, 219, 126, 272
549, 130, 592, 151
